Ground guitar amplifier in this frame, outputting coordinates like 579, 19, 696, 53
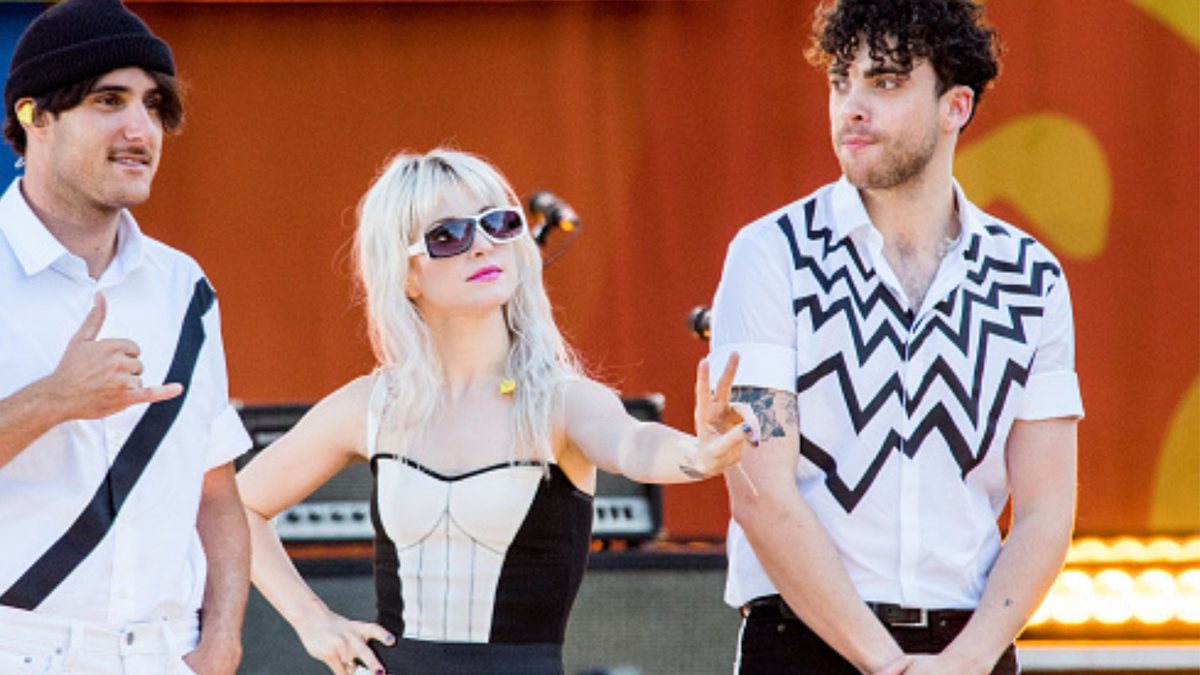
235, 396, 664, 545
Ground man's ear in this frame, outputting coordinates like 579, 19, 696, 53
15, 100, 34, 126
942, 85, 974, 133
16, 98, 49, 135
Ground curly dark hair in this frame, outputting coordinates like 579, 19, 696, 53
807, 0, 1001, 125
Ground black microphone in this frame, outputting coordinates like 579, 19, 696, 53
687, 305, 711, 341
526, 191, 580, 247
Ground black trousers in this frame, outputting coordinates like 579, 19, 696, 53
736, 600, 1019, 675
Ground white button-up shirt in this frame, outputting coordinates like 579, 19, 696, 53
711, 177, 1083, 610
0, 179, 250, 627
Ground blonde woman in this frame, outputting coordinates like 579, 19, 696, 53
237, 148, 756, 675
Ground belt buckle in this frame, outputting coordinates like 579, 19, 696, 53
889, 607, 928, 628
741, 596, 797, 621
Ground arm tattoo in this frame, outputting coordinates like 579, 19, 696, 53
731, 386, 796, 440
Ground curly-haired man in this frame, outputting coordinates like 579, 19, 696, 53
708, 1, 1083, 673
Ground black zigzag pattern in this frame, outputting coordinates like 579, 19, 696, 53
782, 201, 912, 364
799, 358, 1032, 514
906, 304, 1043, 426
800, 432, 898, 514
794, 290, 908, 363
789, 197, 1057, 513
797, 353, 904, 432
903, 357, 1031, 475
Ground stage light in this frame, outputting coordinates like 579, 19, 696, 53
1021, 537, 1200, 638
1110, 537, 1150, 563
1091, 569, 1135, 624
1066, 537, 1110, 564
1183, 537, 1200, 561
1146, 538, 1185, 562
1132, 569, 1177, 624
1048, 570, 1094, 624
1175, 570, 1200, 624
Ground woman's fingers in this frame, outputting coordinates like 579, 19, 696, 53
311, 619, 392, 675
729, 401, 760, 445
707, 419, 754, 469
348, 621, 392, 674
712, 352, 740, 406
694, 358, 713, 421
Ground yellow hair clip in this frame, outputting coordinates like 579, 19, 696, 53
16, 103, 33, 126
498, 378, 517, 396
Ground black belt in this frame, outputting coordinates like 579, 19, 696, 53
742, 595, 973, 629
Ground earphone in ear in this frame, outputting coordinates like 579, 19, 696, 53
16, 102, 33, 126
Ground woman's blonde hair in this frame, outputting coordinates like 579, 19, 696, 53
354, 148, 580, 463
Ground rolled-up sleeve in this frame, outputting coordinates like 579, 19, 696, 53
199, 298, 252, 469
206, 404, 251, 469
708, 224, 797, 393
1017, 271, 1084, 420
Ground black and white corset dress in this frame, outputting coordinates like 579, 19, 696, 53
365, 380, 594, 674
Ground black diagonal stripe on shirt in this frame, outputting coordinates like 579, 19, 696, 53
0, 278, 215, 610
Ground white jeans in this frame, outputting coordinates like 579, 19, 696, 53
0, 605, 199, 675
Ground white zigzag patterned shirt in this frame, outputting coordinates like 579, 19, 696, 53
711, 177, 1083, 610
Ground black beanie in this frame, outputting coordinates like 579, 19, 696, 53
4, 0, 175, 117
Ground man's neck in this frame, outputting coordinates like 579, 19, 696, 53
20, 177, 122, 279
858, 159, 959, 252
858, 156, 962, 312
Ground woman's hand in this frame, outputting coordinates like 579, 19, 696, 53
295, 608, 394, 675
686, 352, 759, 479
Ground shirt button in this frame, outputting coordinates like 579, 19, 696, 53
125, 631, 135, 646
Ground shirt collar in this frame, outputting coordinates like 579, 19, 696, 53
952, 179, 988, 242
0, 178, 153, 280
829, 176, 872, 243
828, 175, 988, 244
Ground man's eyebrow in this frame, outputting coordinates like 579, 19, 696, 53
87, 85, 166, 103
827, 61, 910, 78
863, 63, 911, 78
86, 84, 131, 95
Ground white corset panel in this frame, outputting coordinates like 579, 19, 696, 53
373, 459, 544, 642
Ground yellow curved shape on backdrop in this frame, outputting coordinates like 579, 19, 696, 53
1150, 377, 1200, 532
1127, 0, 1200, 50
957, 114, 1111, 260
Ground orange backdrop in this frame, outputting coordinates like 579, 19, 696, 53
98, 0, 1198, 538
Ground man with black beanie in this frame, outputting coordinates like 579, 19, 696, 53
0, 1, 250, 673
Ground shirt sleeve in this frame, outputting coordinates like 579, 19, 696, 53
199, 297, 252, 469
1016, 269, 1084, 420
708, 223, 798, 393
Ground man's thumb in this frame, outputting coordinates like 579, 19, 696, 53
70, 293, 107, 343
